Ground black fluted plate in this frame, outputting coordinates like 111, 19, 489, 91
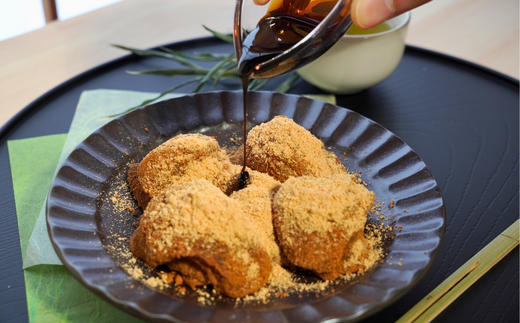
46, 91, 445, 323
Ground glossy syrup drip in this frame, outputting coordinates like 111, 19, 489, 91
236, 15, 313, 190
237, 0, 341, 78
237, 16, 314, 78
237, 167, 250, 191
237, 76, 250, 191
235, 0, 342, 190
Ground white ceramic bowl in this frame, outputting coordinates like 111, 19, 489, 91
297, 12, 410, 94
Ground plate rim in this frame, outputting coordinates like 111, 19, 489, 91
46, 90, 446, 323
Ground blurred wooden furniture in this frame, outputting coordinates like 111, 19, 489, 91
0, 0, 517, 129
41, 0, 58, 22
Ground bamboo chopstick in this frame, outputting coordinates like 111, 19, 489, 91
396, 220, 519, 323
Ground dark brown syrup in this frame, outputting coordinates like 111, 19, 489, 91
236, 0, 344, 190
237, 76, 250, 191
238, 0, 342, 78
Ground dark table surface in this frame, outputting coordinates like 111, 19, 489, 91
0, 37, 518, 323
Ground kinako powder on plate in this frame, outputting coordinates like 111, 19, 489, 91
115, 116, 390, 304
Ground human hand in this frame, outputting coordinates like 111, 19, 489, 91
251, 0, 431, 29
351, 0, 431, 29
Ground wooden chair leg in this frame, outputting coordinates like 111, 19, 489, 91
42, 0, 58, 22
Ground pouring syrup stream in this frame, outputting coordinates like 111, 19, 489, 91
233, 0, 353, 190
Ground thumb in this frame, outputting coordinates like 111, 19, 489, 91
351, 0, 395, 29
352, 0, 431, 29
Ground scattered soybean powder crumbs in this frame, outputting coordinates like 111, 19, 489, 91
102, 119, 394, 307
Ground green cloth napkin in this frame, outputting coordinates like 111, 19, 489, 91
8, 89, 335, 322
9, 134, 145, 323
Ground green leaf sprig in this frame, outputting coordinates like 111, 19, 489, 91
110, 26, 299, 117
